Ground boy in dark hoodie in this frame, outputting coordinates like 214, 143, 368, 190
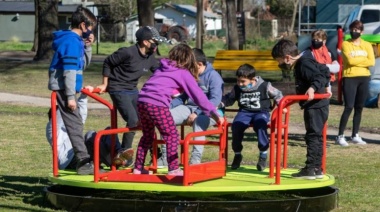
48, 5, 97, 175
96, 26, 164, 168
271, 39, 330, 180
223, 64, 284, 172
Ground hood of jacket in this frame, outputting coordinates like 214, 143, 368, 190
52, 30, 82, 51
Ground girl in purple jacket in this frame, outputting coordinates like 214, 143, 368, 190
133, 44, 224, 176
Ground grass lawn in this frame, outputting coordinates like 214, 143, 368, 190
1, 56, 380, 211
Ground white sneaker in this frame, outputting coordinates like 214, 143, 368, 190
335, 135, 349, 147
351, 134, 367, 145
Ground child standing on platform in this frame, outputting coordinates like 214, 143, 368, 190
48, 6, 97, 175
223, 64, 284, 171
272, 39, 330, 180
133, 44, 224, 176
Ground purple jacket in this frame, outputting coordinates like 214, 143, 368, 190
138, 58, 219, 118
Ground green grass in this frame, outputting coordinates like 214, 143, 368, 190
0, 40, 227, 58
1, 56, 380, 211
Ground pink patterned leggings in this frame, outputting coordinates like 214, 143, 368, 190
134, 102, 179, 171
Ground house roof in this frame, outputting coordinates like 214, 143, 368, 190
0, 1, 80, 13
163, 3, 220, 19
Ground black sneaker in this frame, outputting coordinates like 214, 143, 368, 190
231, 154, 243, 170
76, 160, 94, 175
256, 156, 267, 171
291, 167, 316, 180
315, 168, 324, 179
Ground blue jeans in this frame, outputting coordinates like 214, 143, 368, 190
365, 79, 380, 108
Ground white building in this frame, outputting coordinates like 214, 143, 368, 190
126, 3, 222, 43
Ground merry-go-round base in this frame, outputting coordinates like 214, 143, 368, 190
44, 165, 338, 211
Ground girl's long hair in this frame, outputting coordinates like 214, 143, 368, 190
168, 44, 199, 79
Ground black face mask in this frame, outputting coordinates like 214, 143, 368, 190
311, 40, 323, 49
148, 43, 157, 54
82, 28, 92, 39
278, 63, 292, 71
350, 31, 361, 40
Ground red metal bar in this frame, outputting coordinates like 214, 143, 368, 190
51, 91, 58, 177
275, 94, 330, 184
322, 123, 327, 174
269, 110, 276, 178
282, 108, 290, 169
80, 88, 119, 171
337, 26, 343, 104
96, 123, 225, 186
51, 88, 119, 178
93, 127, 141, 182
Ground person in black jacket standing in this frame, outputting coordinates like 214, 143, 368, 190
272, 39, 330, 180
97, 26, 163, 167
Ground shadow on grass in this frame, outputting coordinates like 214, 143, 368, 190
0, 59, 40, 72
0, 175, 55, 210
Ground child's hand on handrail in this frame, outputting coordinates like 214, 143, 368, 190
217, 117, 225, 126
83, 85, 94, 92
282, 108, 288, 114
96, 84, 107, 94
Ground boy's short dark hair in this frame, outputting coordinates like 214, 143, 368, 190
71, 5, 97, 29
271, 39, 299, 59
192, 48, 207, 65
236, 64, 256, 79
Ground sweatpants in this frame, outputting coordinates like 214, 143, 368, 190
303, 105, 329, 169
231, 110, 270, 153
56, 90, 90, 162
134, 102, 179, 171
110, 90, 139, 149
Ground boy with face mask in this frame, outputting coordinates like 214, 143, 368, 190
303, 29, 340, 83
222, 64, 285, 172
272, 39, 330, 180
48, 5, 97, 175
97, 26, 167, 167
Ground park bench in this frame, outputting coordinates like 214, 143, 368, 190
212, 50, 280, 72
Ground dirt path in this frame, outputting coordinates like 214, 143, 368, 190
1, 92, 380, 144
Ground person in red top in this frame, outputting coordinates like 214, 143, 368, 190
303, 30, 340, 96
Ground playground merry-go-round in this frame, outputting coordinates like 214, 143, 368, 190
44, 87, 338, 212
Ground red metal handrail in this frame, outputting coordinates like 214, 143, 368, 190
51, 88, 117, 177
337, 26, 344, 104
93, 127, 141, 182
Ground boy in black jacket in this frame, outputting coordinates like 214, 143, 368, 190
97, 26, 163, 167
271, 39, 330, 180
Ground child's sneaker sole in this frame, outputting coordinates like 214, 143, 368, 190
113, 148, 134, 166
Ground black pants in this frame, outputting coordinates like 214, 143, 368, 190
110, 91, 139, 149
84, 129, 122, 167
303, 105, 329, 169
339, 77, 370, 136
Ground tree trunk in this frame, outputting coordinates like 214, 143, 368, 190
237, 0, 244, 50
137, 0, 154, 27
289, 0, 301, 35
32, 0, 39, 52
225, 0, 239, 50
195, 0, 204, 49
34, 0, 59, 61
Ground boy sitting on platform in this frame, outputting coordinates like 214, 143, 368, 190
223, 64, 285, 171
